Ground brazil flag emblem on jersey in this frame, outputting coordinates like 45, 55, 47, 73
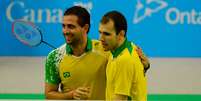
63, 72, 70, 78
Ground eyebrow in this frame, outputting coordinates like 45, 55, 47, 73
99, 30, 111, 35
62, 23, 76, 28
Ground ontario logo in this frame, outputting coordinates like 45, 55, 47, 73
133, 0, 201, 25
133, 0, 168, 24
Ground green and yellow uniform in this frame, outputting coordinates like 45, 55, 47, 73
106, 39, 147, 101
45, 38, 107, 100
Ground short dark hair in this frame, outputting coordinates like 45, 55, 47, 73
64, 6, 90, 34
100, 11, 127, 36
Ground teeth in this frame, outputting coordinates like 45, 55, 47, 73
66, 32, 70, 35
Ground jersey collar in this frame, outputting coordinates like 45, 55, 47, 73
66, 37, 92, 54
111, 38, 132, 58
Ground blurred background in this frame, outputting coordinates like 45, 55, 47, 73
0, 0, 201, 100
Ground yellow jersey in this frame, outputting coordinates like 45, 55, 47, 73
106, 39, 147, 101
45, 38, 107, 100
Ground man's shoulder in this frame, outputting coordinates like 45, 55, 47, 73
92, 39, 101, 46
120, 41, 138, 58
91, 39, 103, 51
47, 44, 66, 60
116, 46, 136, 65
91, 39, 110, 58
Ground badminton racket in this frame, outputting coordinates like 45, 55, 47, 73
12, 20, 56, 49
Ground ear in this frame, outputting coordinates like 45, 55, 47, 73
118, 30, 125, 41
83, 24, 89, 34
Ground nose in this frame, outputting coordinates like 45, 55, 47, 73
99, 33, 104, 41
63, 27, 70, 36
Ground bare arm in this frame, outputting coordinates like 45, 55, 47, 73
136, 46, 150, 74
45, 83, 74, 99
45, 83, 90, 100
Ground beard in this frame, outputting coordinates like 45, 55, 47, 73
66, 36, 83, 47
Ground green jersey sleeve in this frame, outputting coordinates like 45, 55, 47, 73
45, 50, 61, 84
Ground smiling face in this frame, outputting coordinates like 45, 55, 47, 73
62, 15, 87, 45
99, 19, 119, 51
